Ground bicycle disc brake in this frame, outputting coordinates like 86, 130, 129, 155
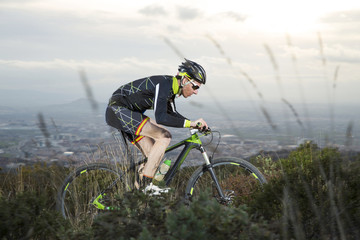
212, 183, 235, 206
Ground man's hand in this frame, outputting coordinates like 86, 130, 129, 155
190, 118, 208, 130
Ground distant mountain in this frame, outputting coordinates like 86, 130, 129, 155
0, 89, 78, 108
0, 105, 16, 114
40, 98, 106, 112
35, 98, 108, 121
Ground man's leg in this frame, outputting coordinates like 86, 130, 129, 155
131, 137, 154, 189
136, 118, 172, 178
106, 106, 170, 184
134, 137, 154, 157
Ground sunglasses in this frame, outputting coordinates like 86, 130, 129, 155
188, 80, 200, 90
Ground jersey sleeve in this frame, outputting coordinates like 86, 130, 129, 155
166, 97, 187, 119
154, 82, 187, 128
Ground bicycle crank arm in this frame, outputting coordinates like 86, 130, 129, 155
91, 193, 121, 211
92, 194, 106, 210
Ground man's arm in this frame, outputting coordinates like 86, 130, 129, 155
154, 82, 188, 128
167, 97, 187, 119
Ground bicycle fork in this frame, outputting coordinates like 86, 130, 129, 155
200, 146, 227, 200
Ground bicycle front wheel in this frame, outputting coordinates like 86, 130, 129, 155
56, 163, 132, 227
185, 157, 267, 206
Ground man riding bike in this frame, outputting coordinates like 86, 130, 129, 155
105, 59, 208, 194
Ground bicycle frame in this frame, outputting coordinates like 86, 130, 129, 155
162, 129, 226, 199
92, 129, 226, 210
163, 129, 203, 185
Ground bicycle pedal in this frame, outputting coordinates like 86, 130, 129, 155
143, 183, 171, 196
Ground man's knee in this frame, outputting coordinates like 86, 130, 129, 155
157, 129, 172, 147
160, 128, 172, 140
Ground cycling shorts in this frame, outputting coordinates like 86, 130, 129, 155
106, 105, 149, 144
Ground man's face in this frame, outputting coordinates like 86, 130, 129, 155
182, 77, 201, 98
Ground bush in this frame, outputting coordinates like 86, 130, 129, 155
1, 145, 359, 239
0, 192, 70, 239
91, 191, 169, 240
166, 192, 274, 240
91, 190, 275, 240
249, 143, 360, 239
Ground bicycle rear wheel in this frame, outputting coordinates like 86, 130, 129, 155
56, 163, 132, 227
185, 157, 267, 206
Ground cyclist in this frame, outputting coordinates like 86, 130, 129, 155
105, 59, 208, 194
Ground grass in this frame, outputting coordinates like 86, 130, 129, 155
1, 142, 359, 239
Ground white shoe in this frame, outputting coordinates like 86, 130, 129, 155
143, 183, 170, 196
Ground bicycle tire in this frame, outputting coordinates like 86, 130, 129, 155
56, 163, 132, 227
185, 157, 267, 206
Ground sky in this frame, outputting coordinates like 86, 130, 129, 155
1, 0, 360, 109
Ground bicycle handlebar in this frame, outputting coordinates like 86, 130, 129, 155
196, 122, 210, 132
191, 123, 211, 135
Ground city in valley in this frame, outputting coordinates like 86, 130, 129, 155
1, 99, 359, 170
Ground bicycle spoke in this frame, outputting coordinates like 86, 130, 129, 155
57, 164, 131, 228
186, 158, 267, 206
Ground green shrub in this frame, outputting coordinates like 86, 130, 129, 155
1, 145, 359, 239
91, 190, 169, 239
0, 192, 70, 239
249, 143, 360, 239
166, 192, 275, 240
91, 190, 275, 240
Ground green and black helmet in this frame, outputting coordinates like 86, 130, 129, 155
178, 58, 207, 84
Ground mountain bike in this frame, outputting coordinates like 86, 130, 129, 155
56, 128, 267, 226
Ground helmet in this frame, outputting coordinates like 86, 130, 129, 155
178, 58, 207, 84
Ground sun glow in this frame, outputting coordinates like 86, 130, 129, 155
205, 0, 360, 34
246, 11, 320, 34
7, 0, 358, 35
235, 2, 328, 34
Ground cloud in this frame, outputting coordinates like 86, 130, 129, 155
325, 45, 360, 63
319, 9, 360, 39
176, 6, 202, 20
217, 11, 247, 22
0, 6, 170, 61
1, 1, 360, 107
138, 4, 167, 17
0, 57, 179, 106
320, 9, 360, 23
0, 0, 36, 5
0, 58, 175, 74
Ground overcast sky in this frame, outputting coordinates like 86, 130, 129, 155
1, 0, 359, 109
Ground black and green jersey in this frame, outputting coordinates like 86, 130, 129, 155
109, 75, 187, 128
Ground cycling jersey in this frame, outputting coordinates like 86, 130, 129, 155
108, 75, 189, 128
